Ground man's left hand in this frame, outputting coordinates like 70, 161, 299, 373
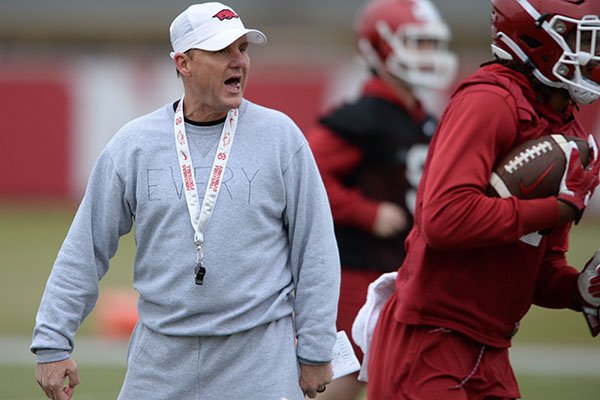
299, 362, 332, 398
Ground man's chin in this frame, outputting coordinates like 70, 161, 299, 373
226, 96, 243, 110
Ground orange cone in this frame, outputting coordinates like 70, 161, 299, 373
95, 288, 139, 339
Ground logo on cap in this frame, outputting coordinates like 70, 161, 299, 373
213, 9, 239, 21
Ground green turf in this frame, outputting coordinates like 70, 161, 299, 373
517, 374, 600, 400
2, 202, 600, 399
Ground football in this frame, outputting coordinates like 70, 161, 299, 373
488, 134, 591, 199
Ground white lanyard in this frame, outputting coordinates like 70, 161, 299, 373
173, 96, 238, 284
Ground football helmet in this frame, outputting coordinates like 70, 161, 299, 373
492, 0, 600, 104
354, 0, 457, 89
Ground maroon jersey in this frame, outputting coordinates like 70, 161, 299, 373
308, 77, 435, 271
393, 63, 584, 348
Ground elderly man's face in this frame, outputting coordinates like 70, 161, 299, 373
182, 36, 250, 121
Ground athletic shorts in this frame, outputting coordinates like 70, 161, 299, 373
118, 316, 304, 400
367, 295, 520, 400
336, 268, 385, 363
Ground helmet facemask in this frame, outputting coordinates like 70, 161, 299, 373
549, 15, 600, 104
373, 20, 457, 90
491, 0, 600, 105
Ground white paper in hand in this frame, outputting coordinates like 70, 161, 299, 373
331, 331, 361, 379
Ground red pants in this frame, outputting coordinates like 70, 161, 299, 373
336, 268, 384, 363
367, 295, 520, 400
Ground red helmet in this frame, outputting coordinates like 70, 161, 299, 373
354, 0, 457, 89
492, 0, 600, 104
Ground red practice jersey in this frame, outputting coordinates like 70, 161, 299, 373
393, 63, 584, 348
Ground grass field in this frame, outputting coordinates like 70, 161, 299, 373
2, 202, 600, 399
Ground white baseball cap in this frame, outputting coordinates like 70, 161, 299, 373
169, 2, 267, 58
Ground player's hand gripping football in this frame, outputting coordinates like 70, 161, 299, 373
557, 135, 600, 224
578, 249, 600, 337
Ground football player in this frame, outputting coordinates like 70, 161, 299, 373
366, 0, 600, 398
306, 0, 456, 398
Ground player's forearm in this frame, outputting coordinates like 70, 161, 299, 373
421, 192, 559, 250
558, 199, 578, 223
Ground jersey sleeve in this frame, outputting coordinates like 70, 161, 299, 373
306, 125, 379, 232
533, 225, 579, 310
420, 86, 560, 250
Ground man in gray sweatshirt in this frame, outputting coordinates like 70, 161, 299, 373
31, 3, 340, 399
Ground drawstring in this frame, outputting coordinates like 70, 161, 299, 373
428, 327, 452, 333
427, 327, 486, 390
450, 345, 486, 389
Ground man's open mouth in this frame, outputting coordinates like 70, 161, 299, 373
225, 76, 241, 90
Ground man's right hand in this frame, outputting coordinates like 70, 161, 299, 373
36, 358, 80, 400
299, 362, 333, 398
373, 202, 407, 238
557, 136, 600, 224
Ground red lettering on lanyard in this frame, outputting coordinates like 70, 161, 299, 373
209, 165, 223, 192
183, 164, 195, 191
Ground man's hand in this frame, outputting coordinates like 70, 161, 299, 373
373, 202, 407, 238
36, 358, 80, 400
557, 136, 600, 224
299, 363, 333, 399
578, 249, 600, 336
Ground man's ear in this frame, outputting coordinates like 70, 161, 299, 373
174, 53, 192, 77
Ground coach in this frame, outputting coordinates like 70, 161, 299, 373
30, 3, 340, 399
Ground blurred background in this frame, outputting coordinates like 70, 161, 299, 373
1, 1, 600, 399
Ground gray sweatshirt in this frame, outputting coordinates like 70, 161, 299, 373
31, 99, 340, 365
